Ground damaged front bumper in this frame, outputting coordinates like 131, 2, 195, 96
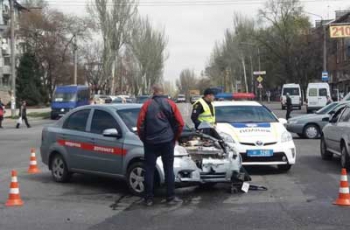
156, 148, 250, 185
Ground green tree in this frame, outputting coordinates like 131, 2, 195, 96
16, 52, 45, 106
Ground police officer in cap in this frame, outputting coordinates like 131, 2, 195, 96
191, 88, 216, 129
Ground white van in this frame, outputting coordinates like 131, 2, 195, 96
306, 82, 330, 113
281, 84, 302, 110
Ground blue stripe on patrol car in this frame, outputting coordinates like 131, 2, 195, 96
231, 123, 271, 128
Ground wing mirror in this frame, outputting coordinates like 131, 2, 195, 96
103, 128, 122, 138
329, 110, 335, 115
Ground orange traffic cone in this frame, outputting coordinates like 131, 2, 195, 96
5, 170, 24, 207
28, 148, 40, 174
333, 168, 350, 206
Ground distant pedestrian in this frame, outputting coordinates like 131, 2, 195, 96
16, 101, 31, 129
326, 95, 332, 105
0, 98, 5, 128
286, 93, 293, 120
266, 90, 271, 103
137, 84, 184, 206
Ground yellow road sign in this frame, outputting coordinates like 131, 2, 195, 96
257, 76, 263, 83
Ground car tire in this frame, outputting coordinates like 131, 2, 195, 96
297, 133, 304, 138
50, 113, 57, 120
127, 162, 147, 197
50, 154, 72, 183
341, 145, 350, 170
278, 164, 292, 172
320, 136, 333, 160
303, 124, 320, 139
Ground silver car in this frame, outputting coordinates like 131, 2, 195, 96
286, 102, 350, 139
40, 104, 247, 196
321, 105, 350, 169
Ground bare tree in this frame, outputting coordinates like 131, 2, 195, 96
87, 0, 138, 95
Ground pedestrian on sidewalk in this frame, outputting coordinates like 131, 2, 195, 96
286, 93, 293, 120
16, 101, 31, 129
0, 98, 5, 128
137, 84, 185, 207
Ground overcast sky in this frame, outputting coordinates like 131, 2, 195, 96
43, 0, 350, 82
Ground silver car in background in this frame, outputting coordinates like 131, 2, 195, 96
287, 101, 350, 139
321, 105, 350, 169
40, 104, 247, 196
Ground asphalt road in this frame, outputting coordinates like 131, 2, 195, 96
1, 103, 350, 230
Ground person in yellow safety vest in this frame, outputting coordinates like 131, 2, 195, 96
191, 88, 216, 129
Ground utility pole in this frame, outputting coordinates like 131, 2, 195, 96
10, 0, 16, 116
323, 23, 327, 72
73, 34, 78, 85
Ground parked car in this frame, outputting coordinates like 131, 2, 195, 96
40, 104, 248, 196
306, 82, 330, 113
136, 95, 150, 104
177, 94, 186, 103
280, 83, 302, 110
214, 101, 296, 171
287, 101, 350, 139
320, 105, 350, 169
190, 95, 201, 104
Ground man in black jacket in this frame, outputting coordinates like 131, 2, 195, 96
16, 101, 31, 128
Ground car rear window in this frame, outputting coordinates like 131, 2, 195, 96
63, 109, 90, 132
309, 88, 317, 96
215, 106, 278, 123
319, 88, 328, 97
283, 88, 299, 96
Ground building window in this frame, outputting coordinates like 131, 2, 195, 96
4, 57, 10, 66
2, 74, 10, 87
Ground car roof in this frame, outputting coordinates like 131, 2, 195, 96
282, 83, 300, 87
79, 104, 142, 110
213, 101, 261, 107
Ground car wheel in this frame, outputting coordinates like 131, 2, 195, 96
127, 162, 146, 196
50, 154, 72, 183
303, 124, 320, 139
341, 146, 350, 170
278, 164, 292, 172
320, 136, 333, 160
297, 133, 304, 138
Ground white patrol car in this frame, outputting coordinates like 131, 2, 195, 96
214, 101, 296, 171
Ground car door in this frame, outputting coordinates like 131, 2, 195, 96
327, 108, 350, 152
60, 109, 92, 170
84, 108, 126, 175
318, 88, 328, 107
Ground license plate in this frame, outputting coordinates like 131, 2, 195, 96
247, 150, 273, 157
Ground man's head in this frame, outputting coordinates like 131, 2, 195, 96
22, 101, 26, 106
286, 93, 290, 97
152, 84, 164, 96
203, 88, 215, 102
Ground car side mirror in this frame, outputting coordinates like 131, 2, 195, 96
322, 117, 330, 122
278, 118, 287, 125
103, 128, 121, 138
329, 110, 335, 115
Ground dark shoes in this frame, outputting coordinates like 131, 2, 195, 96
166, 197, 183, 205
143, 198, 154, 207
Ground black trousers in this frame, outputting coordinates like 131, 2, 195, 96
286, 108, 292, 120
144, 142, 175, 200
0, 116, 3, 127
16, 116, 30, 128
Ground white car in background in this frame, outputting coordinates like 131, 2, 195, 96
214, 101, 296, 172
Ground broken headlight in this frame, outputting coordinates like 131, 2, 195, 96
220, 132, 235, 143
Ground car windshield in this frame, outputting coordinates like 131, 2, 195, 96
53, 92, 76, 102
117, 108, 141, 131
315, 102, 339, 114
215, 105, 278, 123
283, 88, 299, 96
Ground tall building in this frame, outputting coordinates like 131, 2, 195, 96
0, 0, 26, 103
